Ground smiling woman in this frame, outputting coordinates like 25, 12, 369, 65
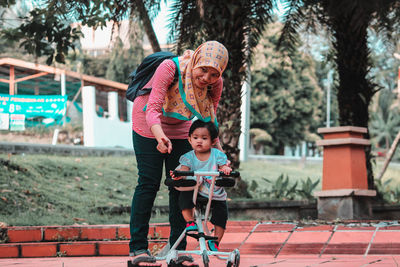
128, 41, 229, 266
192, 67, 221, 89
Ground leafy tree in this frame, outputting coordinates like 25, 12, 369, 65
81, 54, 110, 78
64, 19, 144, 82
106, 20, 145, 83
132, 0, 161, 52
279, 0, 400, 188
0, 0, 161, 65
105, 37, 126, 82
0, 1, 41, 61
250, 21, 323, 155
370, 89, 400, 152
295, 24, 340, 129
249, 128, 272, 154
368, 29, 399, 92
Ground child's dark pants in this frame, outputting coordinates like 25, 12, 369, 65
179, 190, 228, 229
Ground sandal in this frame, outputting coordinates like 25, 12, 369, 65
128, 249, 161, 267
185, 221, 198, 232
207, 240, 220, 251
168, 255, 199, 267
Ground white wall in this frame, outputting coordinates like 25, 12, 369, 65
82, 86, 132, 149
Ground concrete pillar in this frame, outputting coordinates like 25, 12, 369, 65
82, 86, 96, 147
107, 91, 118, 120
315, 126, 376, 220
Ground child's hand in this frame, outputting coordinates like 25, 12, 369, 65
169, 170, 183, 180
219, 165, 232, 175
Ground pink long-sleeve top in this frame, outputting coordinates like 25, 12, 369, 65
132, 59, 223, 139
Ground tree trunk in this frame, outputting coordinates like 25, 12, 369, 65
133, 0, 161, 52
174, 0, 271, 198
217, 79, 243, 170
329, 3, 376, 189
377, 130, 400, 180
212, 2, 250, 198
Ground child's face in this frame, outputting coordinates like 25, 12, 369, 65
188, 127, 214, 153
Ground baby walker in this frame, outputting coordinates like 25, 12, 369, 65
129, 170, 241, 267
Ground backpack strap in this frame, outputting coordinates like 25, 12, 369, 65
171, 57, 182, 91
169, 57, 180, 89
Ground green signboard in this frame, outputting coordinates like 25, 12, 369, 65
0, 94, 67, 128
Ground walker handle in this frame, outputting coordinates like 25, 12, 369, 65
173, 170, 240, 178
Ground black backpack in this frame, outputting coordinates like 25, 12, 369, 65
126, 51, 179, 102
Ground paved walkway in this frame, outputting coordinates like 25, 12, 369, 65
1, 255, 400, 266
2, 221, 400, 266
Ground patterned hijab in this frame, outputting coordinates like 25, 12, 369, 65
163, 41, 229, 124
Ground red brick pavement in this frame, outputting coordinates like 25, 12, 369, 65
2, 220, 400, 266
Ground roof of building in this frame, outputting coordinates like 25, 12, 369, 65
0, 57, 128, 97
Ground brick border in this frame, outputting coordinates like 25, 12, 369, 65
3, 222, 400, 258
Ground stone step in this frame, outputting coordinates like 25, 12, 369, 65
0, 240, 166, 258
3, 223, 170, 243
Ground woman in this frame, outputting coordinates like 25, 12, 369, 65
129, 41, 229, 267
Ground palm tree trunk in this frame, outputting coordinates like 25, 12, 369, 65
329, 3, 376, 189
133, 0, 161, 52
377, 130, 400, 180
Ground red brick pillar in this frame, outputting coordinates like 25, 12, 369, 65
315, 126, 376, 220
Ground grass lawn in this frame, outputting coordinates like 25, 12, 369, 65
1, 153, 399, 226
239, 158, 400, 191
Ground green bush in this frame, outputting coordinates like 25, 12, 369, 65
374, 178, 400, 204
250, 174, 319, 201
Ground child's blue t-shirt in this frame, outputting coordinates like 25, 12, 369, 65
178, 148, 228, 201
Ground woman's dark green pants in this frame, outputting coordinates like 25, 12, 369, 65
129, 131, 192, 254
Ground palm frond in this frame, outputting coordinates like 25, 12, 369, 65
277, 0, 305, 53
246, 0, 274, 50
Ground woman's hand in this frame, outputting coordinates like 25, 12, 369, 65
157, 137, 172, 154
151, 124, 172, 153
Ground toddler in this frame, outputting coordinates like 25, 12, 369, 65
170, 120, 231, 251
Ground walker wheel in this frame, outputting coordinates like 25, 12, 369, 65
226, 249, 240, 267
202, 250, 209, 267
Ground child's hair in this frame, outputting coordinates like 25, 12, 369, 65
189, 120, 219, 140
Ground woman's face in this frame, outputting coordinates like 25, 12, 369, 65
192, 67, 220, 89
